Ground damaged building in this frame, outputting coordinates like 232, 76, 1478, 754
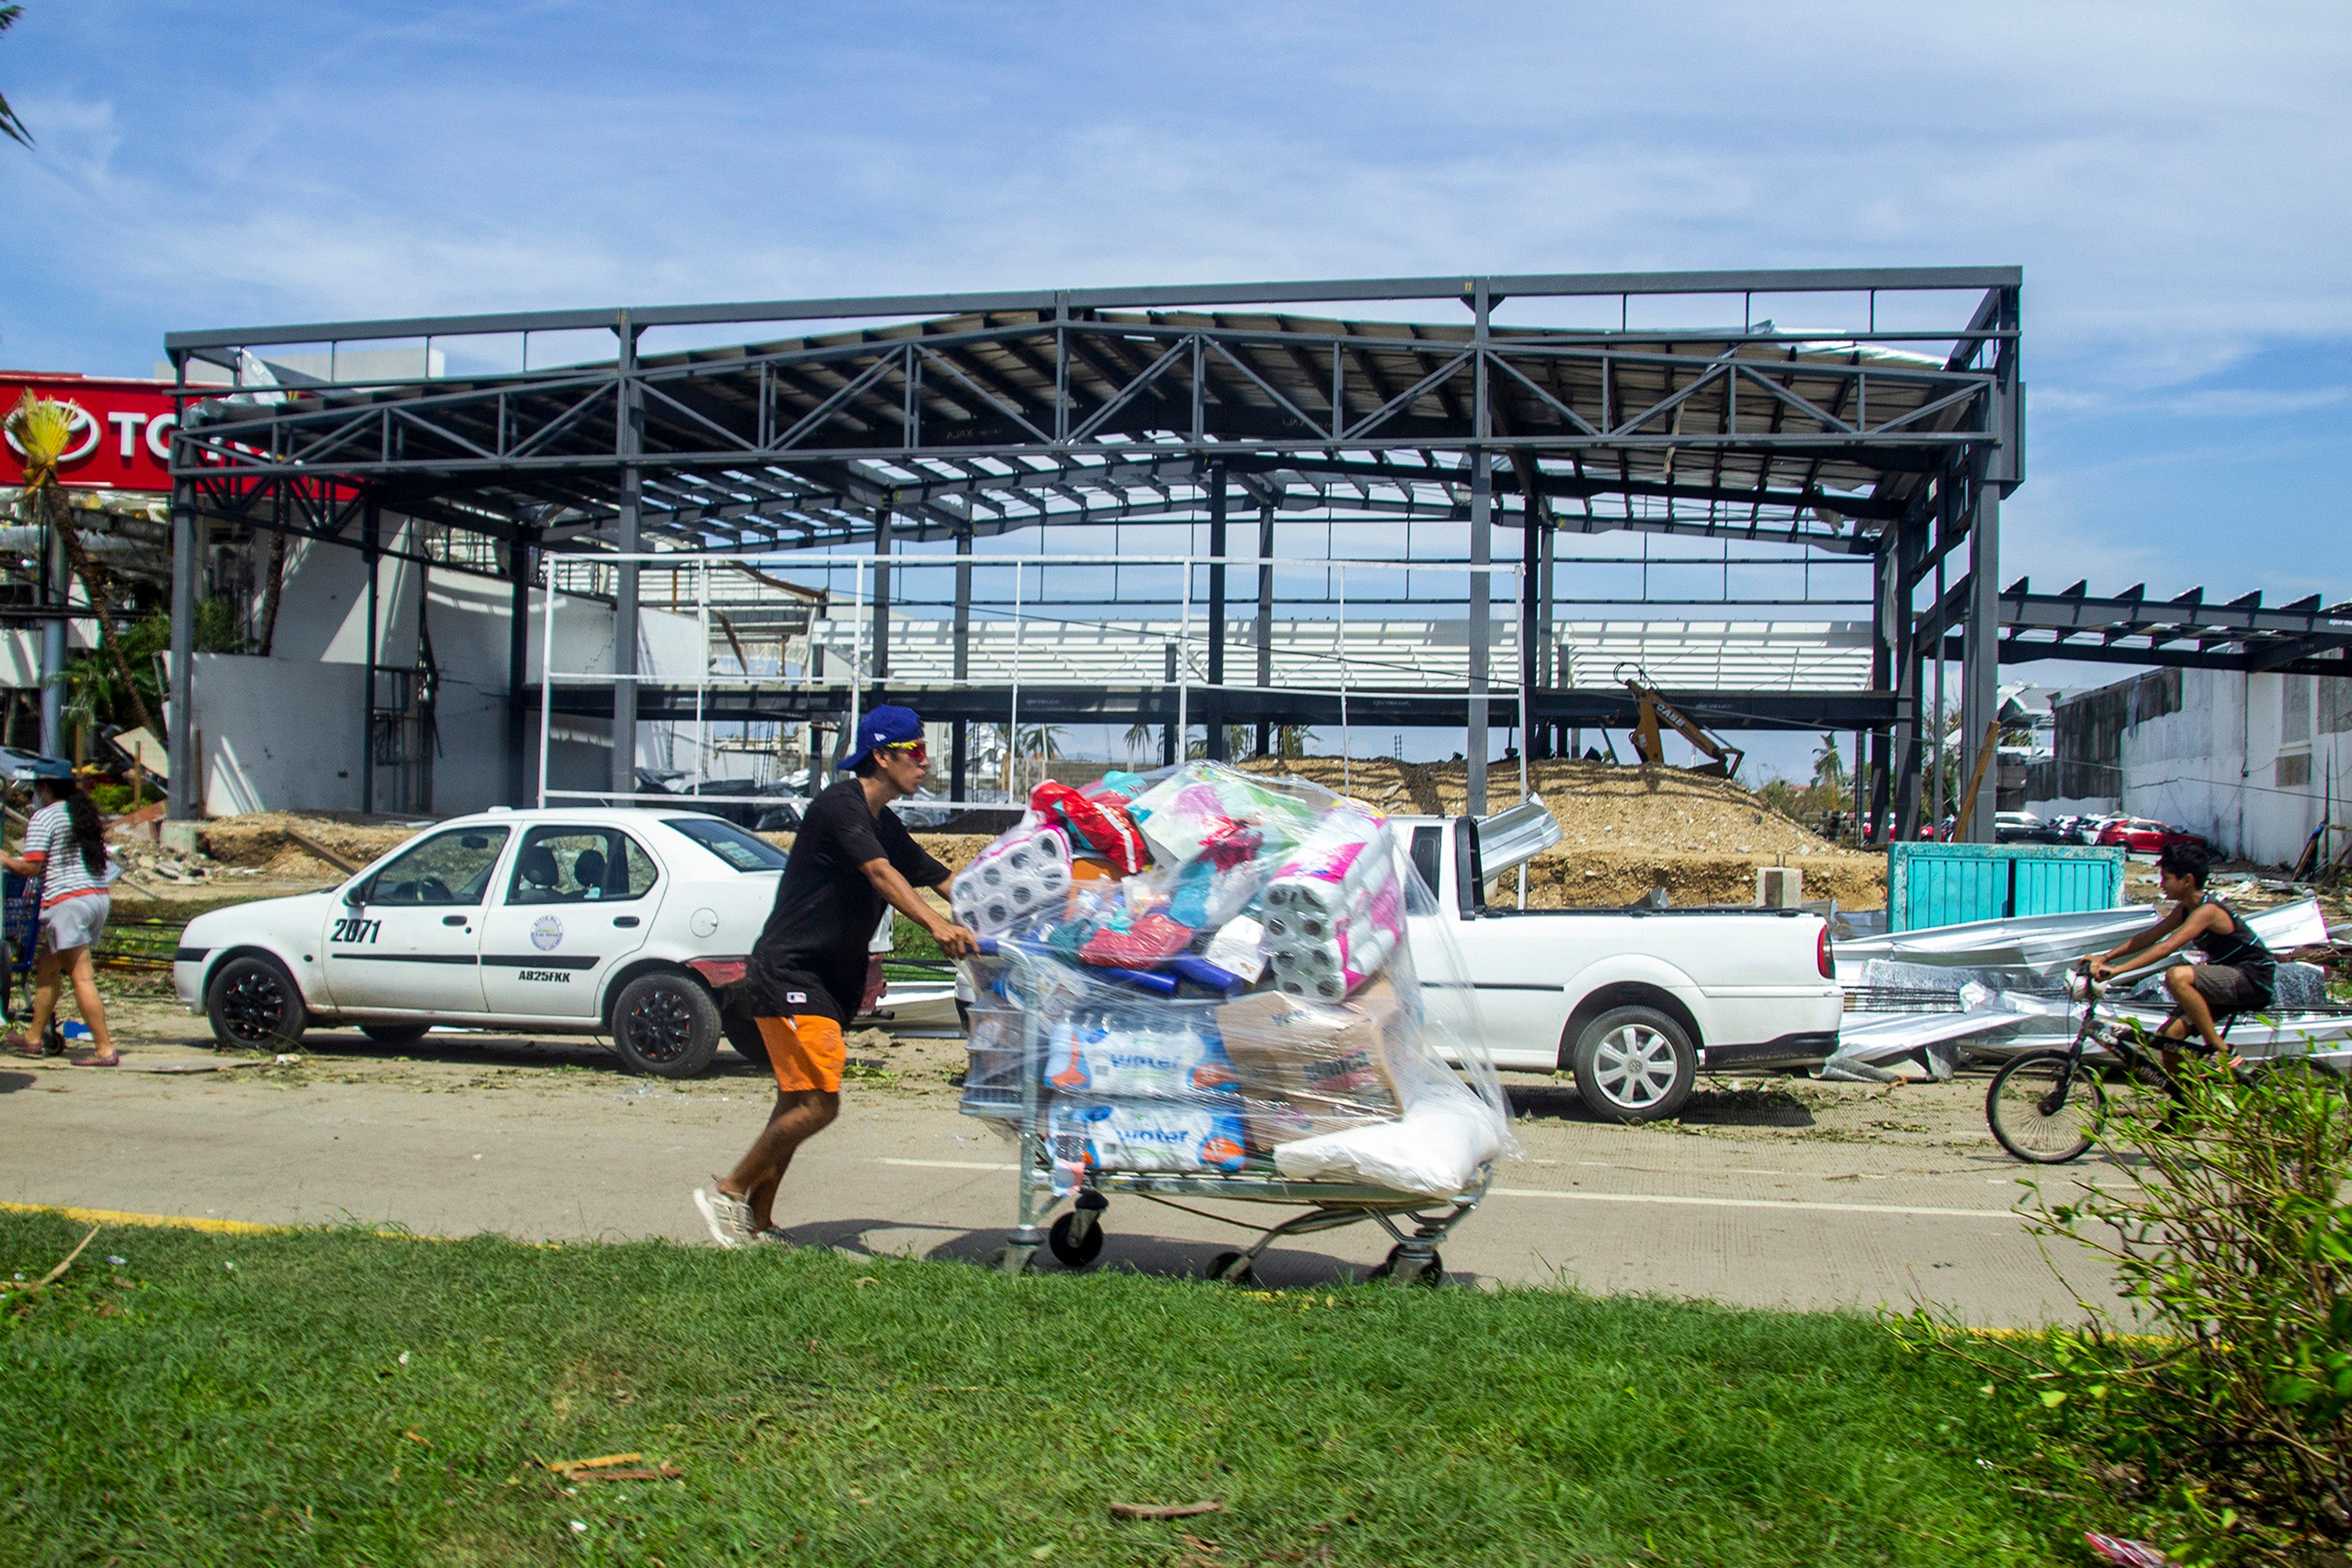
2029, 666, 2352, 865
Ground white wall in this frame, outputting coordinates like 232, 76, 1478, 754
268, 528, 421, 667
2104, 668, 2352, 866
191, 653, 365, 815
183, 536, 718, 817
421, 572, 708, 815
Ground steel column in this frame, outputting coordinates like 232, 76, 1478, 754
1891, 517, 1923, 838
1961, 481, 2002, 841
1521, 497, 1544, 758
951, 519, 971, 801
1468, 280, 1494, 817
506, 529, 536, 807
361, 499, 380, 816
872, 489, 894, 699
612, 318, 643, 805
166, 480, 198, 819
1205, 464, 1227, 761
1255, 504, 1274, 757
35, 519, 67, 757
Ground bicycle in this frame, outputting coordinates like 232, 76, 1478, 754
1984, 960, 2235, 1164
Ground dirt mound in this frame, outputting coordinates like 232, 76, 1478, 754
1232, 754, 1883, 909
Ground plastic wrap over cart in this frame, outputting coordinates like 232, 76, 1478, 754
966, 939, 1490, 1285
946, 760, 1513, 1289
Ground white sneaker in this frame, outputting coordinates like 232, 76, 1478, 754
751, 1226, 794, 1249
693, 1185, 757, 1249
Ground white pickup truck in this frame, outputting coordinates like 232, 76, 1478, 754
1400, 812, 1842, 1122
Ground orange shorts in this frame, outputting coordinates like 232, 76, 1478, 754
759, 1014, 846, 1094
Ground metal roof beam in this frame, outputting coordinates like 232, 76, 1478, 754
166, 267, 2022, 353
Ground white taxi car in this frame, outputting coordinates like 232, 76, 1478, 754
172, 808, 789, 1077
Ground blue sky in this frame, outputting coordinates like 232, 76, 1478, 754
3, 2, 2347, 771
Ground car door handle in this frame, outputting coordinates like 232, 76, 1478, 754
442, 916, 469, 927
612, 916, 640, 927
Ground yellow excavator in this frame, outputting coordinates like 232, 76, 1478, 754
1615, 663, 1744, 779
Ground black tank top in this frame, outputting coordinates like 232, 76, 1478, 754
2196, 895, 2276, 1004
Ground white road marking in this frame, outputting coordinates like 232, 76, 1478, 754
1489, 1187, 2020, 1220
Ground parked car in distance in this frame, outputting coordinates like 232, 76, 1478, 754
172, 808, 792, 1078
2092, 817, 2207, 855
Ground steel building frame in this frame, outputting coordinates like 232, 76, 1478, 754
161, 267, 2024, 836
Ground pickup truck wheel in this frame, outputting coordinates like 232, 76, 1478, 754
359, 1022, 431, 1046
205, 956, 307, 1051
1570, 1006, 1697, 1123
720, 1005, 770, 1066
610, 972, 721, 1079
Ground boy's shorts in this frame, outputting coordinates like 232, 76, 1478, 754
758, 1014, 846, 1094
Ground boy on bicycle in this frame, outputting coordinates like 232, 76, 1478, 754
2088, 841, 2275, 1071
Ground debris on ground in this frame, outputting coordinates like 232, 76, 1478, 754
1109, 1500, 1224, 1520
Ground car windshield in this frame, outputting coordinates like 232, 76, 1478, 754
664, 816, 790, 872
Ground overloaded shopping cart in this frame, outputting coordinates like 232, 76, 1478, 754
952, 761, 1512, 1285
2, 866, 36, 1023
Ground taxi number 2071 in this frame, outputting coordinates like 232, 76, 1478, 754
330, 917, 383, 945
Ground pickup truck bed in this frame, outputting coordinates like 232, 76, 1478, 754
1401, 815, 1842, 1122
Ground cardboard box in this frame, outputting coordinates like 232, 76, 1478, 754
1217, 977, 1408, 1147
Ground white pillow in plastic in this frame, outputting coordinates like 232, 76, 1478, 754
1271, 1074, 1500, 1198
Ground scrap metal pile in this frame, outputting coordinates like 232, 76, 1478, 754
1830, 899, 2345, 1081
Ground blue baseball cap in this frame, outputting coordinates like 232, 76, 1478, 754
840, 705, 925, 771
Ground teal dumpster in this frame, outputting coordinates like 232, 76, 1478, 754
1886, 842, 2128, 932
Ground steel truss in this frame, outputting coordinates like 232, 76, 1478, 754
161, 267, 2024, 836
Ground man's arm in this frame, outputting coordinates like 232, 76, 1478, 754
862, 857, 978, 958
2091, 906, 2195, 980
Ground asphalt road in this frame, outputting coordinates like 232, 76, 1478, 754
1, 1007, 2122, 1326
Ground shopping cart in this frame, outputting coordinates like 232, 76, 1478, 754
2, 867, 37, 1025
965, 939, 1490, 1287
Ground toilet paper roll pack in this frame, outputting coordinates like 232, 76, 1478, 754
949, 823, 1073, 935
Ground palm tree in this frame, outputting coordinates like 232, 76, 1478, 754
1810, 736, 1848, 791
6, 392, 165, 742
0, 6, 31, 148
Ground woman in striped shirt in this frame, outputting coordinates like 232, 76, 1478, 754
2, 771, 118, 1065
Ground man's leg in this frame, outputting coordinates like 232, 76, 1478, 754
2165, 964, 2227, 1052
723, 1088, 841, 1231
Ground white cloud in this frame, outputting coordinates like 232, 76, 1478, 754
4, 0, 2349, 399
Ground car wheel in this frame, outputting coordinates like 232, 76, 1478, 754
721, 1004, 769, 1066
205, 955, 308, 1051
610, 971, 722, 1078
1570, 1005, 1697, 1123
359, 1022, 431, 1046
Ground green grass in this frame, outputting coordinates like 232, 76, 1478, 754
0, 1211, 2085, 1566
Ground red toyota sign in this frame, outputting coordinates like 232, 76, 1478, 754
0, 372, 187, 494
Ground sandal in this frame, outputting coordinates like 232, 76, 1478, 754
5, 1031, 42, 1059
67, 1050, 120, 1068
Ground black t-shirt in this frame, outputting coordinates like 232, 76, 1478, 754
747, 779, 949, 1021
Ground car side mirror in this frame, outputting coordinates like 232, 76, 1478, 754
343, 883, 367, 908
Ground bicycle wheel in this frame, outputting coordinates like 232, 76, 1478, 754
1987, 1050, 2106, 1163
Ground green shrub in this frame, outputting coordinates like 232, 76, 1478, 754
1905, 1061, 2352, 1564
89, 779, 162, 815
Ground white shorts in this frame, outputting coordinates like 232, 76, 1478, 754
39, 894, 109, 954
